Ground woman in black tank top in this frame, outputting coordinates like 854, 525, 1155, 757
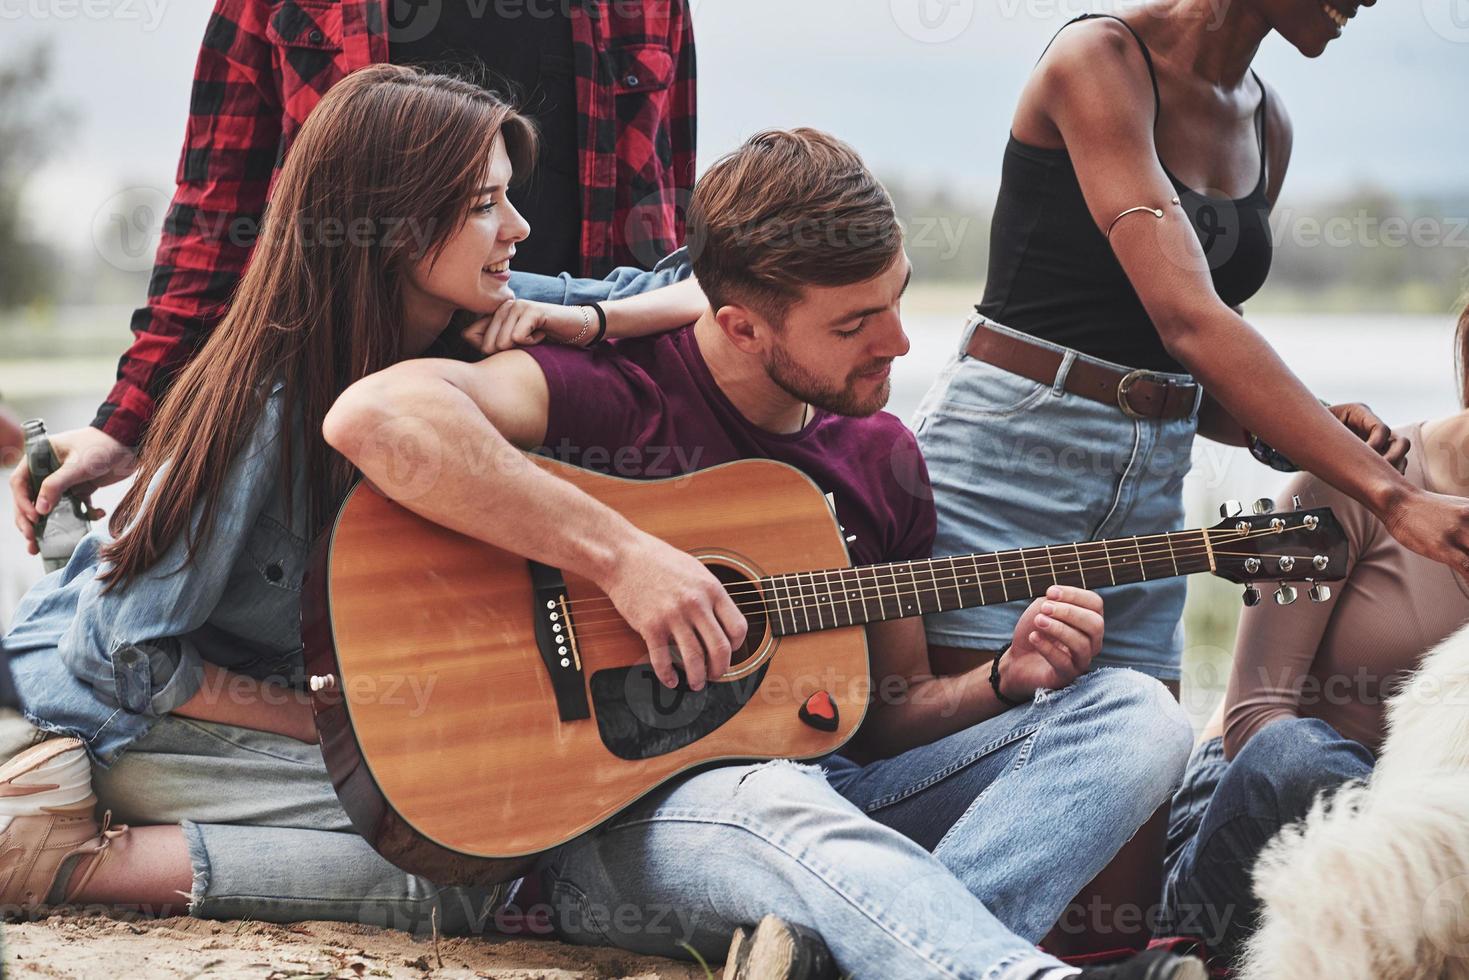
918, 1, 1469, 662
983, 15, 1276, 373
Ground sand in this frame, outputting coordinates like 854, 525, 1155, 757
2, 911, 713, 980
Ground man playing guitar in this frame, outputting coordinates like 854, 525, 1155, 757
326, 129, 1201, 980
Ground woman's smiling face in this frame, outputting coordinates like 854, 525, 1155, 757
1259, 0, 1374, 57
401, 139, 531, 354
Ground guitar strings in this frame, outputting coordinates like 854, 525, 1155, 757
555, 522, 1303, 616
559, 527, 1312, 630
561, 543, 1321, 643
563, 553, 1314, 646
561, 524, 1303, 617
556, 526, 1323, 636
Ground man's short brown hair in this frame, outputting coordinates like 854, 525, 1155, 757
687, 128, 903, 320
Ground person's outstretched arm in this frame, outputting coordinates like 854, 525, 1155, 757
10, 0, 283, 548
461, 277, 706, 353
324, 351, 746, 691
1042, 21, 1469, 569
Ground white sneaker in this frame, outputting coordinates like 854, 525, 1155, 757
0, 737, 128, 910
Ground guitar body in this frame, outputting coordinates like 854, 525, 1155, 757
305, 456, 867, 886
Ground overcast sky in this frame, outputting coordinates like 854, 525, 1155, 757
5, 0, 1467, 255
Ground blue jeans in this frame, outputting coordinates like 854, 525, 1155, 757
89, 715, 509, 932
1160, 717, 1374, 959
540, 668, 1193, 979
912, 316, 1201, 681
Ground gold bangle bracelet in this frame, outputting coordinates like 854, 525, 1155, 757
1106, 196, 1181, 238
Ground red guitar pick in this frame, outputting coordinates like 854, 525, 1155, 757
799, 690, 839, 732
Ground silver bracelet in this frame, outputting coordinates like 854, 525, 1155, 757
566, 305, 594, 346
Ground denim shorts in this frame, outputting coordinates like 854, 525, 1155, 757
911, 315, 1201, 681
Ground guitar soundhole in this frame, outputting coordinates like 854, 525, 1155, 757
706, 563, 769, 667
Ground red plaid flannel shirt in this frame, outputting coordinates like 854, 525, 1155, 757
95, 0, 696, 447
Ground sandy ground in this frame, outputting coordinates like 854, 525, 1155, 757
0, 718, 711, 980
3, 911, 712, 980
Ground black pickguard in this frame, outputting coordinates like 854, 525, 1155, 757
589, 662, 770, 761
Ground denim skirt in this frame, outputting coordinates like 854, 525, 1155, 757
911, 315, 1201, 680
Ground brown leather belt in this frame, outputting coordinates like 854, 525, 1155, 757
965, 324, 1199, 421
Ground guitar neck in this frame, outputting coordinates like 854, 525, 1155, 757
761, 529, 1214, 637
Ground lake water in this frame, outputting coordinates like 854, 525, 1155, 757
1, 310, 1459, 725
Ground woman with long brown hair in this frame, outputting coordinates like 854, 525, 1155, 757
0, 64, 700, 927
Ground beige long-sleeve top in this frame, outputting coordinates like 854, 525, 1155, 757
1223, 422, 1469, 759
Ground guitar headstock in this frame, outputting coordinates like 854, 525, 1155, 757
1208, 498, 1348, 606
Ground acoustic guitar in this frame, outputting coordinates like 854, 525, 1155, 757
303, 455, 1347, 885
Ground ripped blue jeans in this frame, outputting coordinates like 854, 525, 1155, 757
539, 668, 1193, 979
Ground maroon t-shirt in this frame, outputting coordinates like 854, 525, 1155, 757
526, 326, 936, 567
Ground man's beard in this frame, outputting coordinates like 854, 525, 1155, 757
766, 340, 891, 418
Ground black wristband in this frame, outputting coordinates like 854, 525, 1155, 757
587, 301, 608, 346
990, 650, 1025, 708
1247, 433, 1300, 473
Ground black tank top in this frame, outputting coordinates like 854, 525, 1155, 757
978, 14, 1274, 373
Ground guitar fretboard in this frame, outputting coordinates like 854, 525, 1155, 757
760, 530, 1212, 637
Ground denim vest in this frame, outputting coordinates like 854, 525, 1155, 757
1, 254, 692, 766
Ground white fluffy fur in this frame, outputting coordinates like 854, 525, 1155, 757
1238, 620, 1469, 979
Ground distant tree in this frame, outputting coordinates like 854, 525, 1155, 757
883, 176, 992, 285
0, 42, 70, 309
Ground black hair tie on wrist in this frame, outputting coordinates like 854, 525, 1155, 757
990, 650, 1026, 708
587, 301, 608, 346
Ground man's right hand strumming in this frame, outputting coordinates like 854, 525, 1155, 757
599, 531, 749, 692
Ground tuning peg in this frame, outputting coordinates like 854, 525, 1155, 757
1219, 500, 1243, 519
1309, 584, 1332, 603
1252, 498, 1274, 515
1313, 555, 1329, 571
1292, 495, 1303, 511
1274, 584, 1298, 605
1242, 585, 1261, 607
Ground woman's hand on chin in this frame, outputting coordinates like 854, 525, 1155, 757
461, 298, 590, 354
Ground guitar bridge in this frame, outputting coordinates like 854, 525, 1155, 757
528, 561, 590, 722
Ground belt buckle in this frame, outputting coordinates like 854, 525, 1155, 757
1116, 369, 1164, 420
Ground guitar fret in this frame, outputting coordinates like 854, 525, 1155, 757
902, 562, 922, 617
970, 554, 987, 606
1100, 539, 1116, 585
770, 575, 791, 635
982, 552, 1005, 605
810, 572, 828, 630
839, 568, 856, 627
1133, 536, 1148, 581
872, 566, 890, 620
1165, 533, 1180, 576
823, 571, 839, 628
948, 556, 965, 609
1071, 542, 1088, 590
1017, 548, 1035, 597
926, 561, 946, 613
1042, 545, 1060, 589
831, 569, 851, 629
805, 570, 816, 631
